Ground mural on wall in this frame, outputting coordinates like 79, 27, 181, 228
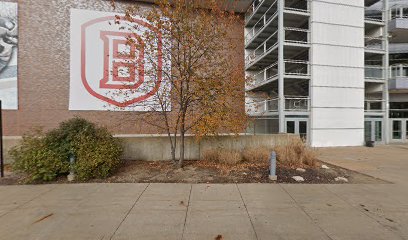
69, 8, 170, 111
0, 2, 18, 110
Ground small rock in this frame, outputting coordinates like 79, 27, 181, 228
185, 166, 197, 171
242, 172, 248, 175
67, 173, 75, 182
321, 164, 330, 169
296, 168, 306, 173
292, 176, 304, 182
335, 177, 348, 182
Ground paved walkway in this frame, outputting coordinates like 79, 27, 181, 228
317, 144, 408, 184
0, 145, 407, 240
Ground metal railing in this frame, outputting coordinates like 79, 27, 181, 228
365, 65, 386, 80
245, 0, 264, 21
245, 30, 278, 65
391, 7, 408, 19
365, 8, 385, 22
247, 98, 279, 114
365, 99, 385, 112
365, 36, 386, 51
245, 1, 278, 44
284, 27, 310, 44
245, 0, 309, 45
248, 61, 279, 87
391, 64, 408, 78
247, 60, 310, 88
284, 0, 310, 14
284, 60, 310, 76
247, 97, 310, 114
285, 96, 310, 111
245, 27, 310, 67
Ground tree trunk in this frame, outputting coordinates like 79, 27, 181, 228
178, 131, 185, 168
167, 133, 177, 164
171, 136, 177, 163
171, 144, 176, 163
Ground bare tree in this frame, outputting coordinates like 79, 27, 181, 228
114, 0, 248, 167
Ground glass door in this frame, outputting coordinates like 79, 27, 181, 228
299, 121, 307, 140
392, 120, 402, 140
374, 121, 382, 142
285, 119, 308, 141
365, 120, 383, 142
364, 121, 372, 141
406, 120, 408, 140
286, 121, 295, 134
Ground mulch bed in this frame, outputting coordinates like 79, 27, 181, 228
0, 160, 386, 185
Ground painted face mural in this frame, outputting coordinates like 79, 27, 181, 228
0, 2, 18, 110
0, 17, 17, 70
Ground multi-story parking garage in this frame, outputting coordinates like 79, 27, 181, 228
387, 1, 408, 142
244, 0, 398, 147
1, 0, 408, 148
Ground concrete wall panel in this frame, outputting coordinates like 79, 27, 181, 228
311, 1, 364, 27
315, 0, 364, 8
311, 108, 364, 129
312, 87, 364, 108
3, 134, 296, 163
312, 45, 364, 67
390, 93, 408, 102
312, 65, 364, 88
312, 23, 364, 47
310, 0, 365, 147
311, 129, 364, 147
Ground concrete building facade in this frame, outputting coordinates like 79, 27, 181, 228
244, 0, 399, 147
387, 0, 408, 142
2, 0, 408, 148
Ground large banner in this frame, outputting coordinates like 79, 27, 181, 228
0, 2, 18, 110
70, 8, 170, 111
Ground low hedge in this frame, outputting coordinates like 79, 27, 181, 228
10, 117, 123, 182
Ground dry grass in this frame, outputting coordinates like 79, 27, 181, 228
202, 149, 220, 162
201, 146, 270, 175
274, 138, 317, 168
201, 137, 317, 170
218, 150, 242, 165
202, 148, 242, 165
242, 147, 271, 163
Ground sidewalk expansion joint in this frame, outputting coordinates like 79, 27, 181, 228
180, 184, 193, 240
279, 184, 335, 240
0, 184, 59, 218
323, 185, 405, 240
109, 183, 150, 240
236, 184, 259, 240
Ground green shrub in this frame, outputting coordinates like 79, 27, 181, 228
44, 118, 97, 162
10, 117, 123, 182
10, 130, 69, 182
74, 128, 123, 181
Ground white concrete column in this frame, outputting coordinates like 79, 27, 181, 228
383, 0, 390, 144
278, 0, 285, 133
399, 64, 403, 77
264, 68, 267, 82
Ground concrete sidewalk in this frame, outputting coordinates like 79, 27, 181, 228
0, 144, 407, 240
0, 183, 407, 240
317, 144, 408, 184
